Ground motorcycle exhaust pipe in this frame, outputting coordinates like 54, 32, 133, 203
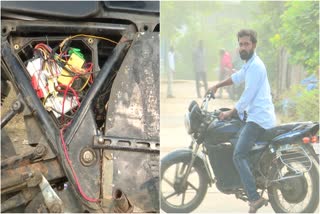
112, 189, 133, 213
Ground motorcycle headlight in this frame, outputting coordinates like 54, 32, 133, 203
184, 112, 192, 134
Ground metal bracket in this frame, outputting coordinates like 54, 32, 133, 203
93, 135, 159, 153
39, 174, 64, 213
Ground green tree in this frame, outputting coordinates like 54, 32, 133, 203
278, 1, 319, 74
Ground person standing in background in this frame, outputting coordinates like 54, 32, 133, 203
167, 46, 175, 98
193, 40, 208, 98
218, 48, 233, 98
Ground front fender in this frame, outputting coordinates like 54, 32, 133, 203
161, 148, 211, 183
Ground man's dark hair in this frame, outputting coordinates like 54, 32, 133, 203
237, 29, 257, 44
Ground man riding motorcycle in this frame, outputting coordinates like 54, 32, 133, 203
207, 29, 275, 213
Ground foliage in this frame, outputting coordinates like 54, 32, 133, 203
276, 85, 319, 122
277, 1, 319, 74
251, 1, 286, 89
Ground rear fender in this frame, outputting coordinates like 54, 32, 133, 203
271, 123, 319, 146
161, 148, 212, 183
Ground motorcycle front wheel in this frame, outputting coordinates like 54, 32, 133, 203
268, 155, 319, 213
160, 154, 209, 213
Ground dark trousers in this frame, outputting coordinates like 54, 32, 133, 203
233, 122, 265, 201
195, 72, 208, 98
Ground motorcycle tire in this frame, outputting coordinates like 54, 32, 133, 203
268, 154, 319, 213
160, 154, 209, 213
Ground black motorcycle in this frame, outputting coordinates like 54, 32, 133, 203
161, 95, 319, 213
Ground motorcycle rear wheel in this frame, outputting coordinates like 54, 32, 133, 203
268, 155, 319, 213
161, 155, 208, 213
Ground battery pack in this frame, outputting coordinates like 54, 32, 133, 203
26, 57, 77, 118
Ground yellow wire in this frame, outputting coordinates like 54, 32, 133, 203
78, 74, 91, 92
38, 48, 48, 60
59, 34, 118, 53
55, 55, 66, 63
43, 93, 50, 105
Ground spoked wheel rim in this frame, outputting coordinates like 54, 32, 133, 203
269, 161, 316, 213
161, 161, 202, 209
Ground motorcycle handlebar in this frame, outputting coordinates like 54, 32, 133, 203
201, 94, 214, 111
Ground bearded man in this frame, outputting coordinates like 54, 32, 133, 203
207, 29, 276, 213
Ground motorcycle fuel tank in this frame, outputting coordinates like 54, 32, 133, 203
205, 119, 243, 145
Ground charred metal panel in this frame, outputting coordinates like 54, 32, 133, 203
104, 32, 159, 212
104, 33, 159, 140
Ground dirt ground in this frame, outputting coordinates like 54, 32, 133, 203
1, 84, 31, 157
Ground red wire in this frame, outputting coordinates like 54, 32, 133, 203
34, 43, 52, 52
58, 74, 99, 203
84, 62, 94, 84
60, 126, 100, 203
57, 76, 80, 123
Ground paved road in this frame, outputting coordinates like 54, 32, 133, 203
160, 80, 318, 213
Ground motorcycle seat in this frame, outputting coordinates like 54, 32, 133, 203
257, 122, 314, 142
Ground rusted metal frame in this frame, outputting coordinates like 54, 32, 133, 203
112, 189, 133, 213
1, 144, 47, 170
1, 150, 34, 170
92, 135, 160, 153
1, 171, 33, 190
1, 159, 65, 194
1, 171, 42, 195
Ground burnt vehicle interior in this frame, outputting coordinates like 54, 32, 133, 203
1, 1, 159, 213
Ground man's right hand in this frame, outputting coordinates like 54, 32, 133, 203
206, 85, 218, 98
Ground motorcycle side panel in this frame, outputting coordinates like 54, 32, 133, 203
205, 143, 242, 191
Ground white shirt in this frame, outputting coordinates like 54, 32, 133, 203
231, 53, 276, 129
